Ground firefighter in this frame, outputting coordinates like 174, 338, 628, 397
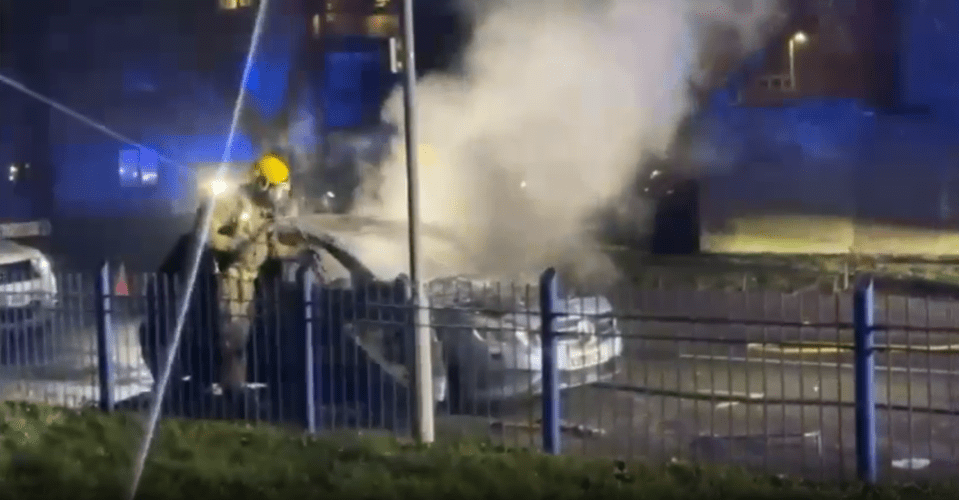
204, 152, 303, 398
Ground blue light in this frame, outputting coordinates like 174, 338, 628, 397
118, 148, 140, 187
139, 147, 159, 186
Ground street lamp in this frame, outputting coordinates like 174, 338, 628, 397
788, 31, 808, 91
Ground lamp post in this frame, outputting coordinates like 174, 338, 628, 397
788, 31, 808, 91
399, 0, 435, 445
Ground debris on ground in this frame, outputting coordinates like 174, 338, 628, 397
489, 418, 607, 439
891, 457, 931, 470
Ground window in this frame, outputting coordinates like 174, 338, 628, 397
0, 0, 10, 63
758, 74, 794, 91
139, 148, 159, 186
316, 1, 399, 38
119, 147, 159, 188
118, 149, 139, 187
7, 162, 29, 184
218, 0, 253, 10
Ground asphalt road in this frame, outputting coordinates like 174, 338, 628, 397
455, 286, 959, 482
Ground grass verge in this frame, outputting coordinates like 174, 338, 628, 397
0, 401, 956, 500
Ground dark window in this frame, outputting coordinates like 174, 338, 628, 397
118, 148, 160, 188
0, 0, 10, 64
8, 162, 30, 184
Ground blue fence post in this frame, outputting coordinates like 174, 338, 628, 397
95, 261, 115, 412
853, 276, 877, 484
539, 268, 560, 455
299, 266, 318, 434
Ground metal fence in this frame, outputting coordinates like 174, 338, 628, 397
1, 262, 958, 484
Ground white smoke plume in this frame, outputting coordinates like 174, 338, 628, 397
353, 0, 787, 283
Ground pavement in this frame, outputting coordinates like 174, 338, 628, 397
0, 301, 152, 409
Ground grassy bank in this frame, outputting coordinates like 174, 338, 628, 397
0, 401, 954, 500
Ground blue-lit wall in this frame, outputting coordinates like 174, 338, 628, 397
44, 6, 186, 216
898, 0, 959, 122
0, 0, 51, 222
699, 0, 959, 253
699, 98, 868, 230
0, 71, 35, 221
27, 2, 393, 218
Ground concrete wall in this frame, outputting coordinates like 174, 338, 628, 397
898, 0, 959, 120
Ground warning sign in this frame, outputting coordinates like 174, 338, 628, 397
114, 263, 130, 297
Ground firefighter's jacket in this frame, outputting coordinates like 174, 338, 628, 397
205, 185, 302, 279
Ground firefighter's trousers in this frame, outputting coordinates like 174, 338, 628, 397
218, 268, 258, 394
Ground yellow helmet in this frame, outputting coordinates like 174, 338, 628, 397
251, 153, 290, 187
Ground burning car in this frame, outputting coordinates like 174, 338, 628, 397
137, 214, 623, 423
304, 215, 624, 407
424, 276, 621, 404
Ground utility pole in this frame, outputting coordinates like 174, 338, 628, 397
788, 31, 808, 91
312, 0, 433, 442
399, 0, 435, 444
311, 5, 328, 211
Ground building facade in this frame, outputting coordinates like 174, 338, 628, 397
700, 0, 959, 255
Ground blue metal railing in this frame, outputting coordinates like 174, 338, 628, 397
3, 264, 959, 484
853, 277, 877, 484
537, 271, 957, 485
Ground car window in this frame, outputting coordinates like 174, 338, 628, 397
317, 247, 352, 283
